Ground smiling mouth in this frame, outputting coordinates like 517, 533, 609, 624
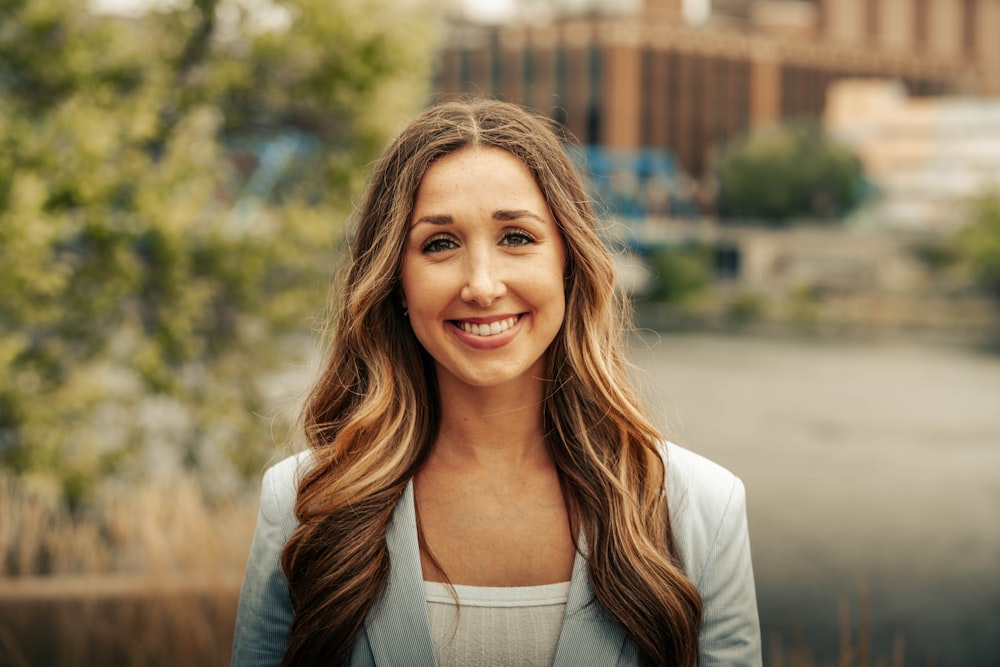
454, 315, 521, 337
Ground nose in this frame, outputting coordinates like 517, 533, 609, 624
460, 251, 507, 307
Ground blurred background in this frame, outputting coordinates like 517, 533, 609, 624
1, 0, 998, 665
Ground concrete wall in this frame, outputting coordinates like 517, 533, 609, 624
826, 78, 1000, 232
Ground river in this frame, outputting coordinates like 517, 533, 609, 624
628, 332, 1000, 666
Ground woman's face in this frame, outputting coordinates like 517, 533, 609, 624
399, 146, 566, 393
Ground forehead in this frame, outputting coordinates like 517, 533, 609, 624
423, 145, 529, 176
413, 146, 544, 204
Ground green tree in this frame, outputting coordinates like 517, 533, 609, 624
957, 191, 1000, 299
0, 0, 437, 503
717, 122, 864, 224
642, 244, 713, 304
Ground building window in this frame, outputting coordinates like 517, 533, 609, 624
733, 60, 750, 138
586, 45, 602, 144
436, 50, 457, 97
781, 65, 831, 121
560, 47, 589, 142
458, 49, 470, 92
714, 58, 731, 138
500, 49, 522, 102
555, 47, 567, 115
666, 52, 681, 162
489, 31, 502, 97
523, 50, 534, 109
914, 0, 929, 49
962, 0, 978, 58
532, 49, 555, 113
780, 66, 796, 119
865, 0, 880, 44
640, 49, 655, 147
691, 55, 708, 176
714, 243, 741, 280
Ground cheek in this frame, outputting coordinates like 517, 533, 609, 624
540, 273, 568, 329
399, 270, 428, 314
399, 270, 446, 341
554, 291, 567, 327
398, 258, 420, 309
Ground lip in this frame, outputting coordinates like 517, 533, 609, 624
449, 313, 525, 349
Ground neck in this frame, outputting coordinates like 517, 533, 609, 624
431, 375, 550, 471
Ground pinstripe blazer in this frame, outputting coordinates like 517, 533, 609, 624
231, 443, 761, 666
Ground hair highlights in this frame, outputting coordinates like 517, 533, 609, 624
279, 99, 702, 666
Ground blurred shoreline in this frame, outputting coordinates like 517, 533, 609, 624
632, 332, 1000, 667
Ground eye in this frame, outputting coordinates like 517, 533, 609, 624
422, 234, 458, 254
500, 229, 536, 247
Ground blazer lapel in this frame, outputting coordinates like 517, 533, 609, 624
363, 480, 438, 666
551, 542, 633, 666
360, 484, 632, 666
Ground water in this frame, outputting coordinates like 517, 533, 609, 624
628, 333, 1000, 666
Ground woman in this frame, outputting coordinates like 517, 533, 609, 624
232, 99, 761, 667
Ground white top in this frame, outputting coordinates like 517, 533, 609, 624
423, 580, 571, 667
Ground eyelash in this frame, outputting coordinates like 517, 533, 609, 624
421, 235, 457, 253
420, 229, 537, 253
501, 229, 536, 246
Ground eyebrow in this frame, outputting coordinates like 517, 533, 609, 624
411, 210, 547, 227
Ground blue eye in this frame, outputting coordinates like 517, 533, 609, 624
422, 235, 458, 253
501, 229, 535, 246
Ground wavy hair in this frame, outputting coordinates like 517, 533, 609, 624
279, 98, 702, 666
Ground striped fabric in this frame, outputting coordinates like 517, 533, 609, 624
424, 580, 569, 667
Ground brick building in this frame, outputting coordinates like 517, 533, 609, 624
436, 0, 1000, 177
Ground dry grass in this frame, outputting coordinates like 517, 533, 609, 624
0, 472, 257, 666
768, 586, 914, 667
0, 472, 256, 577
1, 474, 923, 666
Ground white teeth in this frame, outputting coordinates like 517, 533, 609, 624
459, 316, 517, 337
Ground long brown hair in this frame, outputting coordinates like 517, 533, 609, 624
279, 98, 702, 666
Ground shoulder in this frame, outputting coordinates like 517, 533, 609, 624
659, 442, 746, 584
231, 450, 316, 666
257, 450, 315, 537
262, 449, 314, 496
661, 442, 741, 513
660, 442, 762, 665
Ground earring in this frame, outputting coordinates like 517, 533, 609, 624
403, 308, 409, 317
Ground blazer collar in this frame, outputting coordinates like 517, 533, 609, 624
364, 480, 438, 665
551, 537, 631, 665
364, 480, 630, 666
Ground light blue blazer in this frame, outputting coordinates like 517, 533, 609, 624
231, 443, 761, 666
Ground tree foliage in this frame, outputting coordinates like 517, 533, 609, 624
642, 244, 712, 304
958, 191, 1000, 300
0, 0, 437, 503
717, 123, 864, 224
